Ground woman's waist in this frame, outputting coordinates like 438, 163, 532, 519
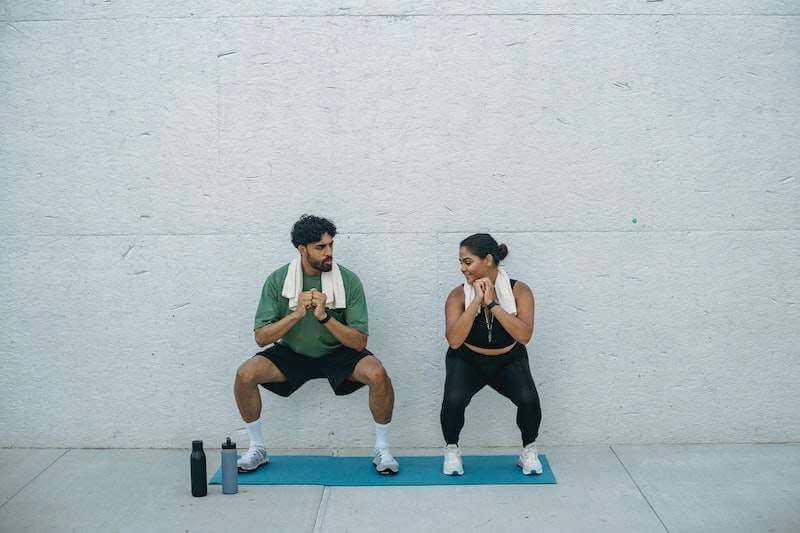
451, 342, 526, 358
464, 324, 515, 348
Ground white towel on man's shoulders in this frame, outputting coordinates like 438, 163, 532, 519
282, 257, 346, 311
463, 267, 517, 316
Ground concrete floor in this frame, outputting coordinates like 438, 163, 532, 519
1, 444, 798, 532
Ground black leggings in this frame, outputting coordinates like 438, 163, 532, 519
440, 344, 541, 446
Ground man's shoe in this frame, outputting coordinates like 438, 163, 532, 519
373, 448, 399, 475
237, 446, 269, 472
517, 443, 543, 475
443, 444, 464, 475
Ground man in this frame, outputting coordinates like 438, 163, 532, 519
234, 214, 399, 474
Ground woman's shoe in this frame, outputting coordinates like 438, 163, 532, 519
517, 443, 542, 475
443, 444, 464, 475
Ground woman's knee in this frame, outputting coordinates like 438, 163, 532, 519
515, 389, 540, 411
442, 389, 472, 411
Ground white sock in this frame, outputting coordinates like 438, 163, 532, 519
374, 421, 390, 450
246, 419, 265, 450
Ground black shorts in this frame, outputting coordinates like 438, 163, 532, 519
255, 343, 372, 397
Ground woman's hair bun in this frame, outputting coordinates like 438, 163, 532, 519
497, 243, 508, 261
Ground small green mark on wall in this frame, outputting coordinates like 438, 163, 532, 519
632, 217, 638, 224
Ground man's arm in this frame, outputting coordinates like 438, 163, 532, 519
321, 315, 368, 351
254, 291, 312, 347
311, 289, 368, 351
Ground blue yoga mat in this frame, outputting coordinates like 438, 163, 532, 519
209, 454, 556, 486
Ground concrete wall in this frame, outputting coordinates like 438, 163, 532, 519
1, 1, 798, 448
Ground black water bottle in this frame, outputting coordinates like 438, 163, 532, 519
190, 440, 207, 497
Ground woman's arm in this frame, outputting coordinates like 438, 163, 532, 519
445, 284, 483, 349
483, 279, 535, 344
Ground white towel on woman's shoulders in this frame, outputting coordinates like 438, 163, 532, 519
463, 267, 517, 316
282, 256, 346, 311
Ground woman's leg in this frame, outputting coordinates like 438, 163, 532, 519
440, 353, 486, 445
490, 356, 542, 446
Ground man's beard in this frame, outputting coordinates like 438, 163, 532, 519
310, 256, 333, 272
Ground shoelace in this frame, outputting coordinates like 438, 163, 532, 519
243, 448, 264, 460
376, 449, 395, 464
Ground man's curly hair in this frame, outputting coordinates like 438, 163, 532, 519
291, 214, 337, 247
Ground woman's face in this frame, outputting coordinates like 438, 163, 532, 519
458, 246, 491, 284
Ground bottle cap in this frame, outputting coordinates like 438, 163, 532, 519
222, 437, 236, 449
192, 440, 203, 451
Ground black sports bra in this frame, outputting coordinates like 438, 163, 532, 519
463, 279, 518, 349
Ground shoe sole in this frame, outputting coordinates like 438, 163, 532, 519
516, 460, 542, 475
373, 461, 399, 475
373, 457, 399, 475
238, 459, 269, 473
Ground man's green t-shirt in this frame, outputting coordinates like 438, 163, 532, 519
253, 263, 369, 358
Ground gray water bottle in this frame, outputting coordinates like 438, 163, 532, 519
221, 437, 238, 494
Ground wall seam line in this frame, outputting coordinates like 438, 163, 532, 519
4, 13, 800, 23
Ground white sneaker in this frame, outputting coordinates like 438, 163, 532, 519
517, 443, 543, 475
443, 444, 464, 475
237, 446, 269, 472
373, 448, 399, 475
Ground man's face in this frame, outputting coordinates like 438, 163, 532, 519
301, 233, 334, 272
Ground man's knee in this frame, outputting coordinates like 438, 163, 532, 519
362, 358, 389, 386
235, 362, 257, 386
236, 357, 276, 386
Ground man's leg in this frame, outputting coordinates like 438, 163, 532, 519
350, 355, 394, 423
233, 355, 287, 471
234, 355, 287, 422
350, 355, 398, 474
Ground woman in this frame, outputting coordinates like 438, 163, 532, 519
440, 233, 542, 475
